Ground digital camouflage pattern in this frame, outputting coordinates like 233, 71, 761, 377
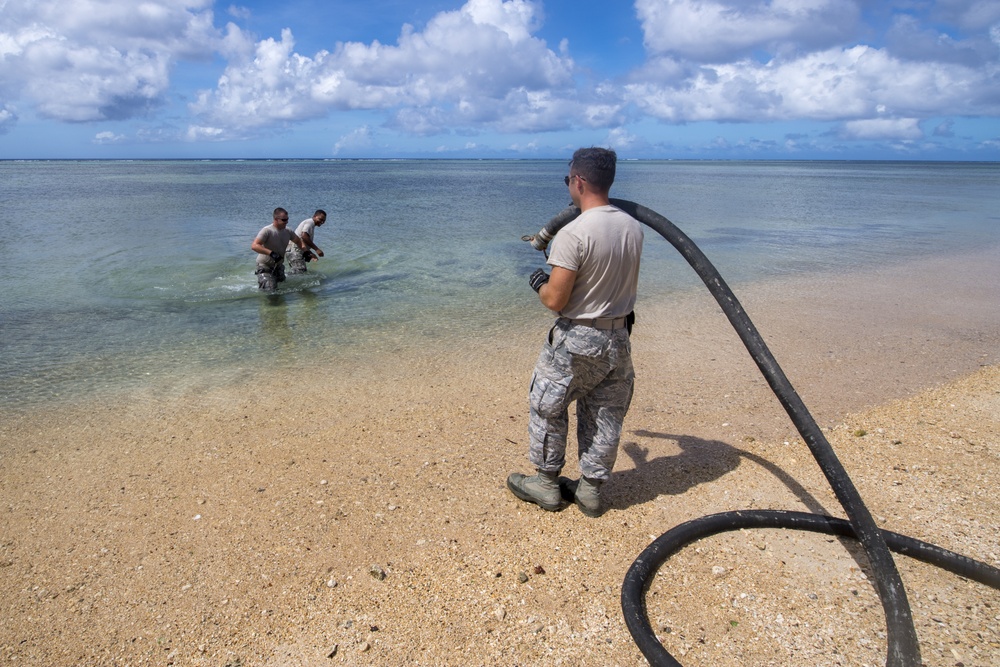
528, 318, 634, 481
286, 245, 308, 274
255, 257, 286, 290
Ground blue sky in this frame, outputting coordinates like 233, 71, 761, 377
2, 0, 999, 160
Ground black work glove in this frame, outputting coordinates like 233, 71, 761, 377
529, 268, 550, 292
269, 251, 281, 261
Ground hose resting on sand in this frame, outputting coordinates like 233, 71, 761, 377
528, 199, 1000, 667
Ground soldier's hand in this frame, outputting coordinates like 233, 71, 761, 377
269, 251, 280, 261
529, 268, 550, 292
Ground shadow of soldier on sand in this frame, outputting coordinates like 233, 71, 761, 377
610, 429, 833, 519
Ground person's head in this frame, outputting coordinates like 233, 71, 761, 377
273, 207, 289, 229
567, 147, 617, 194
313, 209, 327, 225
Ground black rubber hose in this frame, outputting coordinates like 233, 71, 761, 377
621, 510, 1000, 667
533, 200, 932, 665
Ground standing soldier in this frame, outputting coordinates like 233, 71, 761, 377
507, 147, 644, 518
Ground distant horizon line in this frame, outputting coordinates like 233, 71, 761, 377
3, 157, 999, 164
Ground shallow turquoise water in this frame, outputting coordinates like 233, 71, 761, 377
1, 159, 997, 407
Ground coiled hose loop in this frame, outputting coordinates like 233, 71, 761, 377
529, 199, 1000, 666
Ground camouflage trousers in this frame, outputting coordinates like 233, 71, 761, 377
527, 318, 634, 481
255, 258, 286, 290
286, 246, 308, 274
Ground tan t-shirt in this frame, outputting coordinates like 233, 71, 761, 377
287, 218, 316, 252
546, 204, 643, 320
255, 224, 294, 265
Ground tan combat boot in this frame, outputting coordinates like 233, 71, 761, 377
506, 470, 563, 511
559, 476, 605, 517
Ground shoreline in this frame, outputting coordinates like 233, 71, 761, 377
1, 246, 998, 665
5, 241, 999, 418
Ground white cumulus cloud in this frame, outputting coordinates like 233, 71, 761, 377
189, 0, 577, 137
0, 0, 220, 123
840, 117, 923, 140
2, 0, 999, 154
93, 130, 126, 144
628, 0, 1000, 128
333, 125, 375, 154
0, 106, 18, 134
635, 0, 860, 62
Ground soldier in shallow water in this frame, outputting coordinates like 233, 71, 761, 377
286, 209, 328, 274
251, 207, 307, 290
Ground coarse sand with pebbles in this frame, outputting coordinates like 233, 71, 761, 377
2, 247, 999, 666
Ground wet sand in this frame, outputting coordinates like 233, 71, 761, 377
2, 247, 999, 666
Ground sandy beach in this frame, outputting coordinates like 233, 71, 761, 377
2, 247, 999, 666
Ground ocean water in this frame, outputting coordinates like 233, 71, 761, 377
1, 159, 997, 409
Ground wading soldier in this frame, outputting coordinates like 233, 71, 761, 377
251, 207, 306, 290
286, 209, 327, 274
